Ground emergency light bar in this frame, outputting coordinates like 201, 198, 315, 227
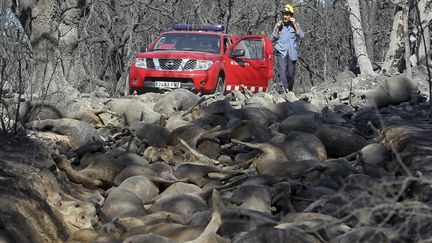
172, 24, 225, 32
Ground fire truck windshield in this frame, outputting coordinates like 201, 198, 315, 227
152, 33, 221, 54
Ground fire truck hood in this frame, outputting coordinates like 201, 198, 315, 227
135, 50, 220, 61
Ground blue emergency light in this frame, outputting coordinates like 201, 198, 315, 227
172, 24, 225, 32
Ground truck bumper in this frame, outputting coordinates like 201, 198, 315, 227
129, 66, 219, 93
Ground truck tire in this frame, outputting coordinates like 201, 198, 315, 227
214, 76, 225, 95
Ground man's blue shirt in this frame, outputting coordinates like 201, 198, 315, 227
271, 23, 304, 61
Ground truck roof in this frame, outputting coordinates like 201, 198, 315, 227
161, 30, 227, 36
162, 24, 229, 37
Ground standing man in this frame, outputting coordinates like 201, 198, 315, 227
271, 3, 304, 94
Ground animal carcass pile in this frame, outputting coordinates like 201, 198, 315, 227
1, 73, 432, 242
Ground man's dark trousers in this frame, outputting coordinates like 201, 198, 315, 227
276, 52, 296, 93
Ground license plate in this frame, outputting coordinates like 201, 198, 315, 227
154, 81, 181, 88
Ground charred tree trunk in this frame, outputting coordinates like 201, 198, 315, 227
9, 0, 86, 101
29, 0, 84, 100
403, 0, 412, 79
415, 0, 432, 66
347, 0, 376, 76
382, 2, 405, 72
360, 0, 378, 62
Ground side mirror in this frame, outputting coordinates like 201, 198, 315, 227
230, 49, 245, 58
140, 45, 147, 52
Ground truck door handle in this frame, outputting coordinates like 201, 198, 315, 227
258, 64, 267, 68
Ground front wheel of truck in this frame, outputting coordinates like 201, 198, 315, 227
214, 76, 225, 95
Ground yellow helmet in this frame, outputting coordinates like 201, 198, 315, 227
282, 3, 295, 14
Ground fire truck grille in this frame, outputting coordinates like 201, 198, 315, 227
146, 59, 155, 69
183, 60, 197, 70
159, 59, 182, 70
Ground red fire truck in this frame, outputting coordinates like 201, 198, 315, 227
128, 24, 274, 94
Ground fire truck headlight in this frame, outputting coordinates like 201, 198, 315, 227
195, 60, 213, 70
135, 58, 147, 69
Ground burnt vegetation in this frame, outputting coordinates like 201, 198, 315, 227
0, 0, 432, 243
